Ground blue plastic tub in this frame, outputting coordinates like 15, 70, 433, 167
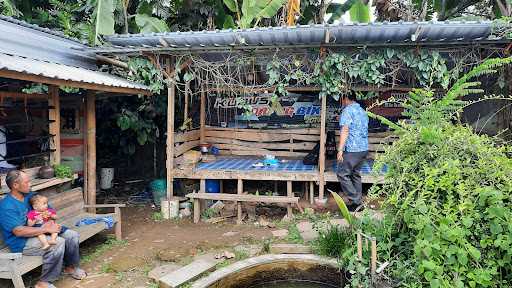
206, 179, 220, 193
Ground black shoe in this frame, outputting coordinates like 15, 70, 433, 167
347, 203, 364, 212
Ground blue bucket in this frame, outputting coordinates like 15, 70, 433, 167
206, 179, 220, 193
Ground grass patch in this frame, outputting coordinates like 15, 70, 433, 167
115, 271, 125, 281
312, 224, 353, 258
234, 249, 249, 261
81, 235, 128, 264
101, 262, 113, 273
286, 224, 303, 244
215, 259, 231, 269
152, 211, 164, 221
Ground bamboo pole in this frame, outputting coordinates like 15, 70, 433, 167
200, 86, 206, 144
287, 181, 293, 218
318, 94, 327, 201
166, 57, 175, 199
48, 85, 61, 165
184, 81, 190, 123
86, 90, 96, 213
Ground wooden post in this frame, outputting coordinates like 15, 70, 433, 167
200, 178, 206, 215
48, 85, 61, 165
357, 232, 363, 260
86, 90, 96, 213
371, 237, 377, 276
309, 182, 314, 205
287, 181, 293, 218
166, 57, 175, 199
82, 98, 88, 205
115, 207, 122, 240
200, 86, 206, 144
184, 81, 190, 122
318, 94, 327, 201
237, 178, 243, 224
193, 189, 200, 224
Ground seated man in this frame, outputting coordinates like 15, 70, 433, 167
0, 170, 86, 288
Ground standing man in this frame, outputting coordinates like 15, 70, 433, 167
0, 170, 87, 288
337, 91, 369, 212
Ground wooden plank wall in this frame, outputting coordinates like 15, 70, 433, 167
174, 129, 200, 158
204, 127, 320, 158
171, 127, 398, 161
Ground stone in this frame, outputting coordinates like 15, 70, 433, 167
159, 258, 222, 288
296, 221, 313, 233
270, 244, 313, 254
271, 229, 289, 238
267, 222, 276, 229
300, 230, 319, 243
148, 264, 182, 281
110, 256, 146, 272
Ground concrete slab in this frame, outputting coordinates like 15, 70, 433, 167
270, 244, 312, 254
159, 257, 221, 288
271, 229, 288, 238
148, 264, 182, 281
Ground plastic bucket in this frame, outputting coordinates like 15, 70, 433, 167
161, 198, 179, 219
150, 179, 167, 205
100, 168, 114, 189
206, 179, 220, 193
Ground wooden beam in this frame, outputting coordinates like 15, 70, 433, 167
237, 179, 243, 224
186, 193, 299, 204
48, 85, 61, 165
200, 86, 206, 144
205, 85, 415, 93
287, 181, 293, 218
0, 69, 151, 96
0, 91, 47, 99
318, 94, 327, 201
83, 98, 88, 204
95, 55, 129, 70
309, 182, 314, 205
86, 90, 96, 213
166, 57, 175, 199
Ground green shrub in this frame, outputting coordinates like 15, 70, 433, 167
369, 57, 512, 287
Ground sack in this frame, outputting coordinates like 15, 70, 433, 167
303, 142, 320, 165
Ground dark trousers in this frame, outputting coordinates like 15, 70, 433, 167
22, 229, 80, 282
336, 151, 368, 205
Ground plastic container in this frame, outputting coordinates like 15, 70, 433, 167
206, 179, 220, 193
100, 168, 114, 189
150, 179, 167, 204
161, 198, 179, 219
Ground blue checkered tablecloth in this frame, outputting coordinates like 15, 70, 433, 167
196, 157, 316, 172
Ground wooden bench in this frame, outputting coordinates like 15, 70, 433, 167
186, 192, 299, 224
0, 188, 124, 288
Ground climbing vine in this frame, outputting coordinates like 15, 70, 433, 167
266, 48, 451, 100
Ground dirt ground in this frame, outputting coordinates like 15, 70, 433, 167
1, 182, 369, 288
1, 205, 274, 288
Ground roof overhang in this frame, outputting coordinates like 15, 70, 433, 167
0, 53, 151, 95
91, 21, 511, 55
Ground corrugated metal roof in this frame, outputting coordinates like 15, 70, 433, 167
0, 16, 150, 94
97, 21, 505, 53
0, 16, 96, 70
0, 53, 149, 93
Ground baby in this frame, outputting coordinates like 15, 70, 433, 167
27, 195, 59, 250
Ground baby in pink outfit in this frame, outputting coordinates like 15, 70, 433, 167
27, 195, 58, 250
